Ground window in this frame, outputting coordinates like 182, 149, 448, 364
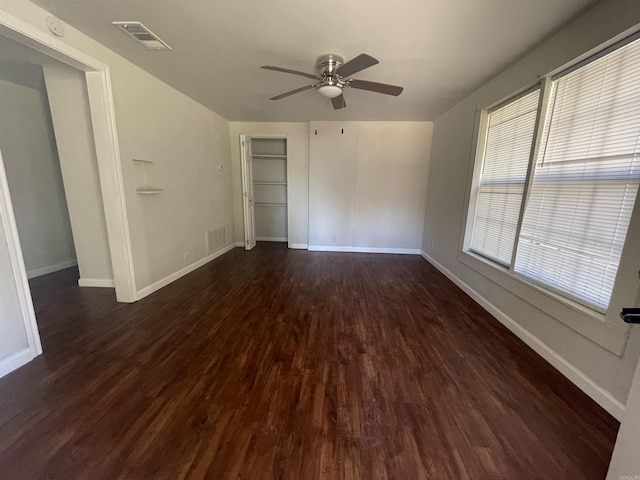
468, 34, 640, 311
470, 89, 540, 265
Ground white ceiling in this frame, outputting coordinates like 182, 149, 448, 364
29, 0, 597, 121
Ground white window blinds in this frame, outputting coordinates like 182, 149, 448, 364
514, 37, 640, 310
470, 89, 540, 265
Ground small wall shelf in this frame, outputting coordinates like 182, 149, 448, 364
133, 159, 163, 195
136, 188, 164, 195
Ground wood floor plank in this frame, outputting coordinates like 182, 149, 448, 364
0, 243, 618, 479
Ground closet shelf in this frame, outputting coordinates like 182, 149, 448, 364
254, 181, 287, 185
255, 203, 287, 207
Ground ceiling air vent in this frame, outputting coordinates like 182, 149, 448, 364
112, 22, 171, 50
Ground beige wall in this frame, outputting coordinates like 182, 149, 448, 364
113, 66, 233, 290
608, 353, 640, 478
422, 0, 640, 416
230, 122, 309, 248
0, 74, 76, 276
309, 121, 432, 252
0, 202, 30, 362
43, 63, 112, 283
0, 0, 235, 295
230, 121, 431, 252
0, 0, 235, 375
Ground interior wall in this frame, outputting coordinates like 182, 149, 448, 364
0, 0, 235, 297
422, 0, 640, 415
0, 72, 76, 277
0, 206, 30, 364
309, 121, 432, 252
116, 74, 233, 292
607, 353, 640, 479
42, 63, 113, 284
229, 122, 309, 248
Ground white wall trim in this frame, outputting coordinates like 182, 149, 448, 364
85, 70, 136, 302
420, 251, 626, 420
235, 241, 245, 247
290, 243, 308, 250
0, 347, 37, 379
0, 150, 42, 359
27, 259, 77, 279
256, 236, 287, 242
135, 243, 235, 300
78, 278, 115, 288
308, 246, 421, 255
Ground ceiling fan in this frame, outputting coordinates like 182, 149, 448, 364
261, 53, 403, 110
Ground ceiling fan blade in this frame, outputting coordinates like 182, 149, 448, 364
331, 95, 346, 110
349, 79, 403, 96
336, 53, 379, 78
261, 66, 318, 80
270, 84, 315, 100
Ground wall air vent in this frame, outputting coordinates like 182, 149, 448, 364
112, 22, 171, 50
206, 226, 228, 255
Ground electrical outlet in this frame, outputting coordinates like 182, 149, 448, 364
331, 235, 336, 243
183, 252, 190, 260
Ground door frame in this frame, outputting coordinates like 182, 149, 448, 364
0, 9, 136, 371
239, 134, 256, 250
240, 134, 290, 248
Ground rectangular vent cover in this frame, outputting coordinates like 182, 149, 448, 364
206, 226, 227, 255
112, 22, 172, 50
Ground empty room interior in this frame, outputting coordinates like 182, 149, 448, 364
0, 0, 639, 478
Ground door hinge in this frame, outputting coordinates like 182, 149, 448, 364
241, 140, 246, 147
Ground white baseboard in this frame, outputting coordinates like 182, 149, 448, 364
78, 278, 115, 288
0, 347, 38, 379
27, 259, 77, 279
290, 243, 308, 250
420, 251, 626, 421
256, 236, 287, 242
135, 243, 235, 301
235, 241, 245, 247
308, 246, 421, 255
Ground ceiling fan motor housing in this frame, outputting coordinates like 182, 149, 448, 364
317, 54, 343, 75
316, 54, 346, 97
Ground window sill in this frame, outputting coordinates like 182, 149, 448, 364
457, 249, 629, 356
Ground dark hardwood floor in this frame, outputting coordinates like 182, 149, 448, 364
0, 243, 618, 479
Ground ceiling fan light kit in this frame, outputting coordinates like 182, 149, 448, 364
317, 85, 343, 98
262, 53, 403, 110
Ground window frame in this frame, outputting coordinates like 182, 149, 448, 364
459, 32, 640, 355
466, 83, 548, 269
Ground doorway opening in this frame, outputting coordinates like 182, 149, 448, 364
0, 13, 135, 377
0, 41, 114, 292
240, 135, 290, 250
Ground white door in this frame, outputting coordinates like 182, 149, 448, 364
240, 135, 257, 250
